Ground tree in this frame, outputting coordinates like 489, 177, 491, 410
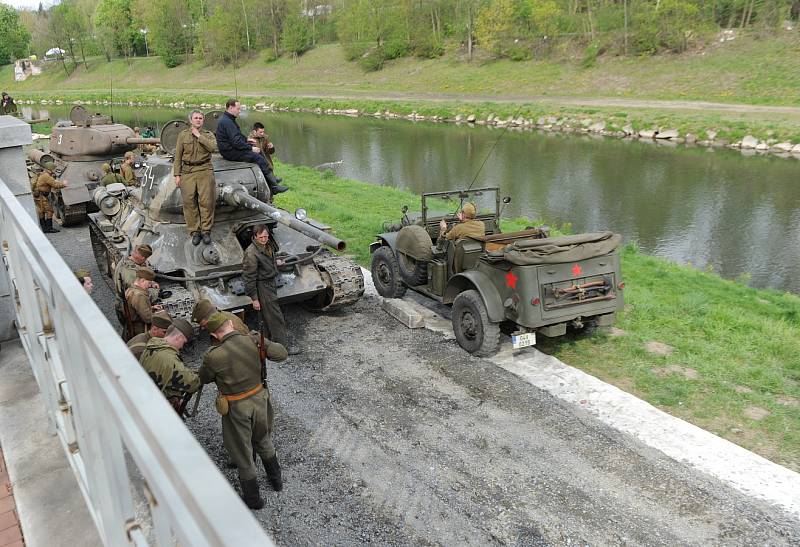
0, 4, 31, 65
281, 13, 313, 57
94, 0, 137, 61
140, 0, 198, 67
197, 1, 247, 64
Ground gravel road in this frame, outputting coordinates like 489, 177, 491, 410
52, 224, 800, 546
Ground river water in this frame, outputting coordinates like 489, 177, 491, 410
29, 106, 800, 294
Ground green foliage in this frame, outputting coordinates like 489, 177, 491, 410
358, 46, 386, 71
197, 1, 247, 64
142, 0, 198, 68
94, 0, 137, 59
0, 4, 31, 65
581, 42, 600, 69
282, 13, 313, 57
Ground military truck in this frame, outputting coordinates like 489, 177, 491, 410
27, 105, 158, 226
88, 118, 364, 321
370, 188, 624, 356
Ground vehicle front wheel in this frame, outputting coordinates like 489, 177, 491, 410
371, 246, 407, 298
452, 289, 500, 357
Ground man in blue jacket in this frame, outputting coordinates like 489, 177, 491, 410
215, 98, 288, 194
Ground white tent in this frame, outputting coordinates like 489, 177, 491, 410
45, 47, 65, 57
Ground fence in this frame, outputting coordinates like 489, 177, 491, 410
0, 179, 272, 546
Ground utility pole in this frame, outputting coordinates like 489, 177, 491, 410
240, 0, 251, 51
623, 0, 628, 55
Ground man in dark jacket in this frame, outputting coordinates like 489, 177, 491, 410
215, 98, 287, 194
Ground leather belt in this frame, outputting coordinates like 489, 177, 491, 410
223, 384, 264, 402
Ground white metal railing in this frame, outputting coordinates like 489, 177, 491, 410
0, 179, 273, 546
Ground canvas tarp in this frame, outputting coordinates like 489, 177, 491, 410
485, 231, 622, 265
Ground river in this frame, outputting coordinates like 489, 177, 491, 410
27, 105, 800, 294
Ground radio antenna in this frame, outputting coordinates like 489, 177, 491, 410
109, 71, 114, 122
233, 50, 239, 99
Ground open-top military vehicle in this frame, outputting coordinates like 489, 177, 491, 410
88, 118, 364, 321
27, 105, 158, 226
370, 188, 624, 356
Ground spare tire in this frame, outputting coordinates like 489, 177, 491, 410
396, 225, 433, 286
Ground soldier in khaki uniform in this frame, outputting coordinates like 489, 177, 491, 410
174, 110, 218, 246
33, 162, 67, 234
139, 318, 200, 413
191, 299, 248, 337
120, 151, 137, 186
114, 244, 154, 328
74, 268, 93, 294
247, 122, 276, 170
124, 267, 160, 340
127, 310, 172, 360
438, 202, 484, 242
199, 312, 288, 509
100, 163, 125, 186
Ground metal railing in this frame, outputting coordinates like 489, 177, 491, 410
0, 179, 273, 546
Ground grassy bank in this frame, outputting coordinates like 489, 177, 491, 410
272, 160, 800, 471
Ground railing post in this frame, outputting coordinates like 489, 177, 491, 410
0, 115, 34, 342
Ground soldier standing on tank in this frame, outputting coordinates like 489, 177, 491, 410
120, 151, 137, 186
127, 310, 172, 360
139, 318, 200, 413
215, 98, 287, 195
100, 163, 125, 186
124, 267, 161, 340
199, 312, 288, 508
32, 161, 67, 234
243, 224, 300, 355
248, 122, 276, 171
174, 110, 218, 246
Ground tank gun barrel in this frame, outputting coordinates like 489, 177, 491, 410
126, 137, 160, 145
28, 149, 55, 167
220, 185, 346, 252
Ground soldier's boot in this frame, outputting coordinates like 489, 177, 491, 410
43, 218, 60, 233
265, 172, 288, 194
191, 232, 202, 246
38, 217, 46, 231
262, 455, 283, 492
239, 478, 264, 510
202, 232, 212, 245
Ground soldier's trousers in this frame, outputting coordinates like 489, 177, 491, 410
223, 390, 275, 481
34, 195, 52, 218
179, 169, 215, 234
221, 150, 274, 184
257, 286, 287, 346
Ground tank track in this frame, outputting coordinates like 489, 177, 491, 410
312, 252, 365, 311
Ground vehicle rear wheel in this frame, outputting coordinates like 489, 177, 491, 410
397, 252, 428, 286
452, 289, 500, 357
371, 246, 406, 298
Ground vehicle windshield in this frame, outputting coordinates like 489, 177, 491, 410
422, 188, 498, 221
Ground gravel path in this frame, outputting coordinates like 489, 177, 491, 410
52, 223, 800, 546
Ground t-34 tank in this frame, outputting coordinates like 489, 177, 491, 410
27, 105, 159, 226
87, 119, 364, 320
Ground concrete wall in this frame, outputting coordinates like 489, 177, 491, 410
0, 116, 34, 342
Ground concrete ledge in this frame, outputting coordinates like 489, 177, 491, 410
0, 117, 31, 149
0, 340, 101, 547
380, 298, 425, 328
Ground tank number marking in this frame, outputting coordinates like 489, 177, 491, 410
141, 163, 155, 190
58, 134, 62, 145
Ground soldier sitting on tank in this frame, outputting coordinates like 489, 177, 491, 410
127, 310, 172, 361
120, 151, 138, 186
32, 161, 67, 234
248, 122, 277, 172
114, 244, 154, 297
437, 202, 484, 248
215, 98, 287, 195
124, 267, 162, 340
100, 163, 125, 186
139, 318, 200, 414
174, 110, 219, 246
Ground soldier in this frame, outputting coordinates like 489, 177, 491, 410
139, 318, 200, 413
124, 267, 160, 340
32, 161, 67, 234
74, 268, 93, 294
100, 163, 125, 186
243, 224, 300, 355
248, 122, 276, 170
114, 244, 153, 297
215, 98, 287, 195
191, 298, 248, 337
438, 202, 484, 243
127, 310, 172, 360
120, 151, 137, 186
199, 312, 288, 508
174, 110, 218, 246
1, 92, 17, 115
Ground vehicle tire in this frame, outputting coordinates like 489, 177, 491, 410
452, 289, 500, 357
397, 252, 428, 286
371, 246, 406, 298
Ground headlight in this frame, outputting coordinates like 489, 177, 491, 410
294, 208, 307, 221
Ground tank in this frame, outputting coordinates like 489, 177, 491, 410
87, 119, 364, 319
27, 106, 159, 226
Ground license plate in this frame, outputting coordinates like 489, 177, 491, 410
512, 332, 536, 349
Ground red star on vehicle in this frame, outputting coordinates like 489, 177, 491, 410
505, 270, 518, 289
572, 263, 582, 277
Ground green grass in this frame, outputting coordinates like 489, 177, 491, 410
272, 161, 800, 471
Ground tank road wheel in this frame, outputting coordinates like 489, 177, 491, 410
397, 252, 428, 286
452, 289, 500, 357
371, 246, 407, 298
50, 194, 86, 227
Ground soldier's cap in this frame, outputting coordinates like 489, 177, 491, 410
42, 161, 56, 172
151, 310, 172, 329
192, 298, 217, 323
124, 151, 135, 160
204, 312, 229, 333
134, 126, 140, 132
168, 318, 193, 341
101, 163, 111, 173
136, 267, 155, 281
266, 342, 288, 362
135, 244, 152, 258
461, 202, 477, 219
74, 268, 90, 280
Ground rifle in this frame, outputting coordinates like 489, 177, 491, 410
121, 292, 135, 341
259, 320, 267, 388
180, 386, 204, 419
